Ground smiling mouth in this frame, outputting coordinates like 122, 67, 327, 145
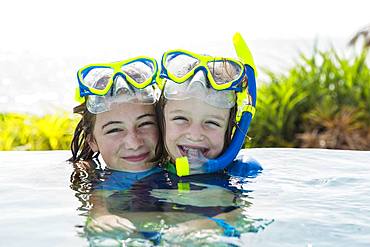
122, 152, 149, 162
178, 145, 209, 157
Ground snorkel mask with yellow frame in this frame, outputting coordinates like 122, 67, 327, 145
75, 56, 159, 114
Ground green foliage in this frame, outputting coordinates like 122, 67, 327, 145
1, 47, 369, 151
247, 47, 370, 149
0, 112, 79, 150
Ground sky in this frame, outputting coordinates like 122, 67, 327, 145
1, 0, 369, 57
0, 0, 369, 114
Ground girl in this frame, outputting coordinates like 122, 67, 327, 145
149, 33, 262, 237
157, 32, 260, 176
69, 56, 163, 233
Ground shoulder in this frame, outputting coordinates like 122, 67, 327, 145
226, 154, 263, 177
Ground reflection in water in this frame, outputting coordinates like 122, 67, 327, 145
70, 161, 271, 246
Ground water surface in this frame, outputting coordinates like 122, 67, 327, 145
1, 148, 369, 246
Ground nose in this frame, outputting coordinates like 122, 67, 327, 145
185, 123, 205, 142
124, 131, 144, 150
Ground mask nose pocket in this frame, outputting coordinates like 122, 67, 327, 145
187, 71, 208, 97
113, 76, 135, 97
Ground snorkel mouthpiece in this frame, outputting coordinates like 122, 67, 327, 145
187, 148, 208, 165
176, 148, 208, 176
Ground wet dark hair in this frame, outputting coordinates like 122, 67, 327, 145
156, 92, 237, 164
69, 103, 97, 163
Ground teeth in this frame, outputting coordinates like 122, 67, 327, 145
179, 146, 208, 156
187, 148, 200, 156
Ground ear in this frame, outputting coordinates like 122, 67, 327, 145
87, 134, 99, 152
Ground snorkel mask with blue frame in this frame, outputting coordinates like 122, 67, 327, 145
75, 57, 159, 114
159, 32, 257, 175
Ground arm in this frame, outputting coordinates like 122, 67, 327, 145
86, 190, 136, 233
163, 208, 243, 237
160, 184, 244, 237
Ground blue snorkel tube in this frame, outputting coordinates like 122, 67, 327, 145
203, 32, 257, 173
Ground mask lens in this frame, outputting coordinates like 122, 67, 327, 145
207, 60, 243, 85
81, 67, 114, 90
121, 60, 155, 85
165, 53, 200, 78
87, 83, 157, 114
164, 78, 236, 109
86, 95, 109, 114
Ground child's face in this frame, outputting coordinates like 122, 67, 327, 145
89, 103, 159, 172
164, 98, 230, 162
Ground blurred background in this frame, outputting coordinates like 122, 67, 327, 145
1, 0, 369, 150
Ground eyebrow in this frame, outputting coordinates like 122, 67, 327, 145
208, 115, 227, 122
137, 113, 156, 120
168, 110, 186, 114
102, 121, 123, 129
101, 113, 156, 129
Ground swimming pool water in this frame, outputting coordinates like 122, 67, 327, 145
239, 148, 370, 247
1, 148, 369, 246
